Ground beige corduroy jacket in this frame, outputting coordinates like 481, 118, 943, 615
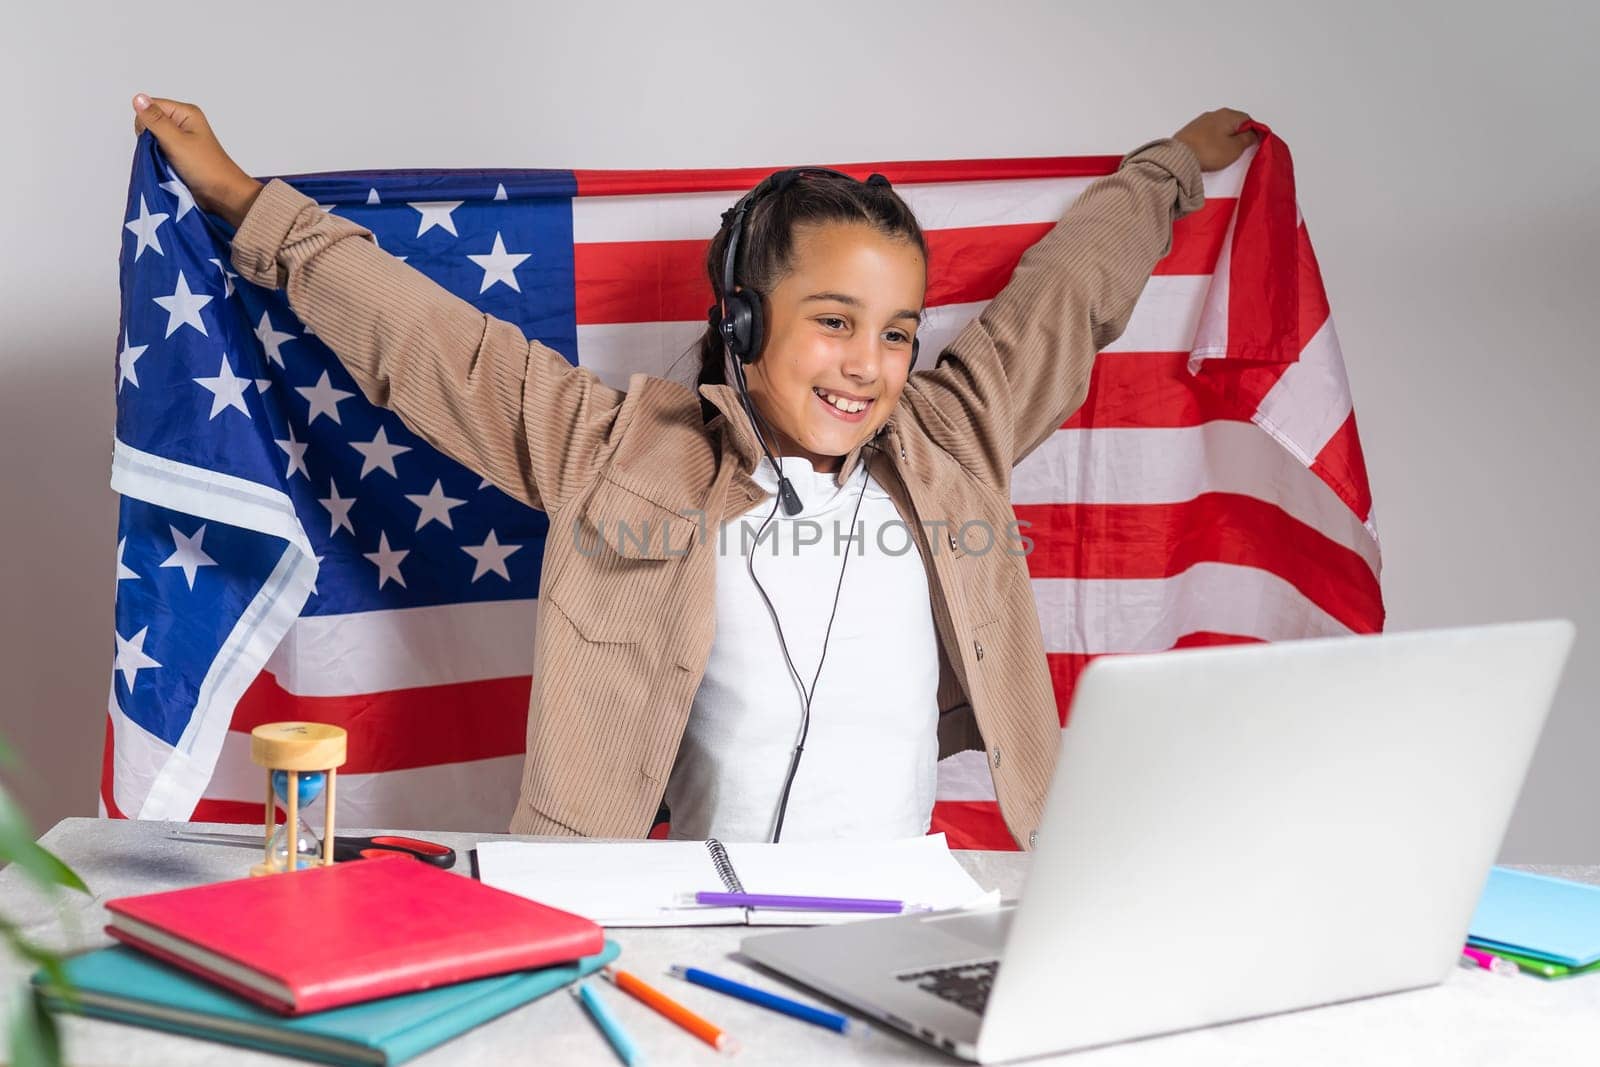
228, 137, 1204, 848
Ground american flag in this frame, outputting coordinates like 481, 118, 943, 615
104, 125, 1382, 849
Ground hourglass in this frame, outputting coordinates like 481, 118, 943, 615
249, 722, 347, 876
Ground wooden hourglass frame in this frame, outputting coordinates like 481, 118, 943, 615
250, 722, 348, 876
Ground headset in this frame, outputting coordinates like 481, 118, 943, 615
704, 166, 915, 842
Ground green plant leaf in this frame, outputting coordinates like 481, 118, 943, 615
0, 789, 88, 894
10, 987, 63, 1067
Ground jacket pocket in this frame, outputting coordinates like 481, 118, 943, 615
549, 475, 699, 644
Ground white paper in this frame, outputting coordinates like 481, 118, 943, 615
475, 833, 986, 928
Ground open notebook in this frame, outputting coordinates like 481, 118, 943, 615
475, 833, 990, 927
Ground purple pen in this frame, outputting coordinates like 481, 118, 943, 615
680, 891, 929, 913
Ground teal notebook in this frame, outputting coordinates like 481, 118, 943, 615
1467, 867, 1600, 968
34, 940, 620, 1066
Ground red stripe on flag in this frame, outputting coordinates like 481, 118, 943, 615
929, 800, 1019, 851
1156, 199, 1235, 276
571, 156, 1126, 197
576, 208, 1239, 327
1296, 222, 1332, 348
100, 714, 127, 820
1016, 495, 1384, 634
1223, 126, 1302, 363
1311, 410, 1375, 524
573, 240, 709, 326
191, 799, 279, 825
923, 222, 1050, 309
1064, 351, 1260, 430
230, 671, 531, 774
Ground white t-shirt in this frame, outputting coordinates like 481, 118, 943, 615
663, 452, 940, 842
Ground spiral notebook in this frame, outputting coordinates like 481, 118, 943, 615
475, 833, 989, 927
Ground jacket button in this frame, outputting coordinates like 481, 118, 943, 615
1028, 830, 1038, 848
991, 746, 1001, 768
974, 640, 985, 661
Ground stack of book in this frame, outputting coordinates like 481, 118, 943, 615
33, 857, 615, 1065
1467, 867, 1600, 979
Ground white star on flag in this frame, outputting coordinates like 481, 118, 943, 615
493, 183, 508, 201
153, 271, 212, 338
462, 530, 521, 582
208, 257, 239, 299
193, 354, 253, 419
254, 311, 297, 368
124, 194, 169, 261
117, 330, 148, 393
113, 626, 162, 691
160, 524, 218, 590
159, 170, 197, 220
275, 423, 310, 480
367, 188, 381, 204
319, 481, 357, 537
116, 537, 140, 583
468, 232, 532, 293
410, 200, 463, 237
309, 553, 325, 596
405, 480, 466, 531
296, 370, 354, 425
351, 426, 411, 478
363, 532, 408, 589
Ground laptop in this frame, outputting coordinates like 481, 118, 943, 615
740, 619, 1576, 1061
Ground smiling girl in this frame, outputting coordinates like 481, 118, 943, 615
131, 93, 1255, 846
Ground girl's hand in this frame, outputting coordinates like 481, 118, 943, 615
1172, 108, 1259, 172
130, 93, 263, 227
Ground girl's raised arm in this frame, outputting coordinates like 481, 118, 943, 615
899, 110, 1253, 489
132, 94, 623, 515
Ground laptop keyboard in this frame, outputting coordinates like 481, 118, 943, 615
897, 959, 999, 1015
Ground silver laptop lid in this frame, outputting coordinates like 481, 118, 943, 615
979, 619, 1574, 1062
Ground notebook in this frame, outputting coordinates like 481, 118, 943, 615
1466, 866, 1600, 967
104, 855, 605, 1013
475, 832, 990, 927
34, 941, 619, 1066
1471, 944, 1600, 979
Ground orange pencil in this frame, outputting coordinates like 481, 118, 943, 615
601, 964, 740, 1055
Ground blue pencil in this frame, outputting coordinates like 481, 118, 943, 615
668, 965, 864, 1037
571, 981, 643, 1065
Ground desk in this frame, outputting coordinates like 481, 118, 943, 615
3, 819, 1599, 1066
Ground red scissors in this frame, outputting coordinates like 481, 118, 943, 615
169, 831, 456, 868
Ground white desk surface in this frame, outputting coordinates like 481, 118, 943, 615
3, 818, 1597, 1066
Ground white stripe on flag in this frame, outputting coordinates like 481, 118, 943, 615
572, 273, 1215, 394
266, 598, 539, 696
569, 161, 1250, 245
1013, 420, 1381, 577
139, 542, 317, 820
111, 439, 314, 558
204, 729, 524, 832
1252, 316, 1355, 467
576, 321, 705, 391
1030, 561, 1354, 656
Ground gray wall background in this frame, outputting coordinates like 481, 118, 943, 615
4, 1, 1595, 859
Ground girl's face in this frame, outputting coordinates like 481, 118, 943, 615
743, 221, 927, 473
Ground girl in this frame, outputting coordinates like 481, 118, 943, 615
130, 93, 1255, 846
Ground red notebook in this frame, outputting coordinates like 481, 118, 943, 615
104, 856, 604, 1014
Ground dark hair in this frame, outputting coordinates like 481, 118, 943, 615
688, 172, 928, 389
